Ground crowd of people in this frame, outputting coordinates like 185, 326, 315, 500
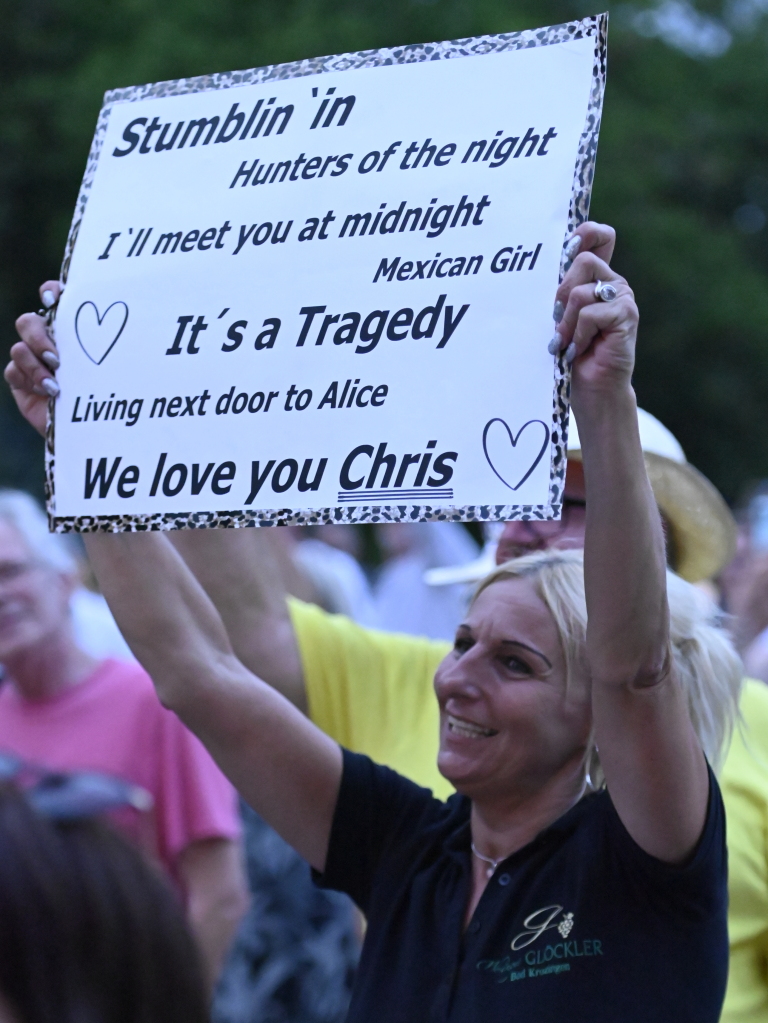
2, 222, 768, 1021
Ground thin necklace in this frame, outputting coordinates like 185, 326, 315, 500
471, 842, 505, 879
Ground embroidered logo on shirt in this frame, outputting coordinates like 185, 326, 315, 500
511, 905, 572, 950
477, 905, 604, 984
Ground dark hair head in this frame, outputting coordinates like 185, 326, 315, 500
0, 783, 208, 1023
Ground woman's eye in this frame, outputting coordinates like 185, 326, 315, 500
454, 638, 472, 655
500, 656, 533, 676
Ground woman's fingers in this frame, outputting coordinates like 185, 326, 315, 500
547, 222, 638, 384
8, 339, 59, 397
39, 280, 62, 311
562, 221, 616, 266
552, 225, 617, 325
16, 305, 60, 367
569, 293, 637, 365
559, 277, 631, 349
15, 282, 62, 377
558, 251, 618, 303
5, 282, 64, 438
552, 284, 602, 359
13, 314, 61, 390
4, 356, 50, 437
550, 252, 625, 355
32, 280, 62, 367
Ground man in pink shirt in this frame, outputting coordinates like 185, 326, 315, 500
0, 490, 249, 989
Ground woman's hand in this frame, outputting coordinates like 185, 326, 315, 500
551, 222, 638, 398
4, 280, 62, 437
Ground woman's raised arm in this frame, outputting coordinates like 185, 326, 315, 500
555, 223, 709, 863
84, 530, 342, 871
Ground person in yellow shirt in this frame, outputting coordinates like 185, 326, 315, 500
721, 678, 768, 1022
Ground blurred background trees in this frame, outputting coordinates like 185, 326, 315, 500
2, 0, 768, 501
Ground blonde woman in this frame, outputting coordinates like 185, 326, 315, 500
7, 225, 741, 1021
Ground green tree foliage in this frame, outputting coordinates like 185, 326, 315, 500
1, 0, 767, 499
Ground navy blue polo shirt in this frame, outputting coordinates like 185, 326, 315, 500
315, 750, 728, 1023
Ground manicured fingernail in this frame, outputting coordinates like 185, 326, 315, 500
565, 342, 577, 365
41, 290, 56, 309
564, 236, 581, 261
41, 351, 60, 370
41, 377, 60, 398
548, 333, 562, 355
553, 300, 565, 323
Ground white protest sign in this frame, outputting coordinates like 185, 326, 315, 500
47, 15, 607, 531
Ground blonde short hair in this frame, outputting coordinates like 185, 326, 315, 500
473, 549, 742, 780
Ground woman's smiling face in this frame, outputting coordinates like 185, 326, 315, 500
434, 576, 592, 803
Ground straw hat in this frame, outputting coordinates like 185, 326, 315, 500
425, 408, 736, 586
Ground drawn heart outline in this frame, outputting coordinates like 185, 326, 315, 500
482, 418, 550, 492
75, 301, 129, 365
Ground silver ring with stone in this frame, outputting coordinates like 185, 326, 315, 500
594, 280, 618, 303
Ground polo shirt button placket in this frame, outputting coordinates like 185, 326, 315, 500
469, 918, 481, 935
430, 978, 453, 1023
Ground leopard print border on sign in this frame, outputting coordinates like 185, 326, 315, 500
47, 14, 607, 533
